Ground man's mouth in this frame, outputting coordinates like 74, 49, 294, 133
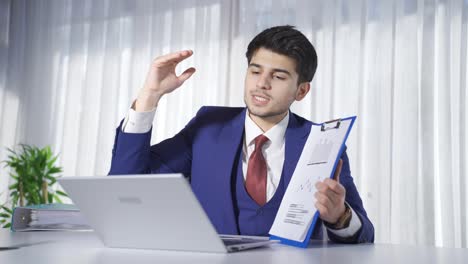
251, 94, 271, 106
253, 95, 269, 102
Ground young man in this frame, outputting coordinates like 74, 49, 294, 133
109, 25, 374, 243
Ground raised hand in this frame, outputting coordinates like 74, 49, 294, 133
136, 50, 196, 111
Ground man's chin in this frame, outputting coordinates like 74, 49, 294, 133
247, 106, 284, 119
246, 106, 268, 117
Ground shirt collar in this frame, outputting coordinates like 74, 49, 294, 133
244, 110, 289, 148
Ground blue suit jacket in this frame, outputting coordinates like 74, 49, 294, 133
109, 106, 374, 243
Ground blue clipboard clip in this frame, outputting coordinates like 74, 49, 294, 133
269, 116, 356, 248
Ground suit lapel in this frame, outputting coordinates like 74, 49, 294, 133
209, 108, 246, 233
282, 112, 312, 188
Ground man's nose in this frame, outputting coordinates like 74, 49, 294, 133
256, 74, 271, 90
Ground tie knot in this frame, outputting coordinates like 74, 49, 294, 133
254, 135, 269, 149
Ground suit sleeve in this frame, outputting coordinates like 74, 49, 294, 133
108, 111, 201, 177
327, 150, 375, 243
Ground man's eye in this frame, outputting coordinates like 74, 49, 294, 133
251, 71, 260, 75
274, 76, 286, 80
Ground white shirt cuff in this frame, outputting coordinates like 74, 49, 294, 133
122, 107, 156, 133
326, 203, 362, 237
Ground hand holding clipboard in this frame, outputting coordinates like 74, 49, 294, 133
269, 117, 356, 247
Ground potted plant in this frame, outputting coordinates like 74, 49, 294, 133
0, 144, 68, 228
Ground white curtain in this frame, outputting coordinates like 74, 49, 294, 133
0, 0, 467, 248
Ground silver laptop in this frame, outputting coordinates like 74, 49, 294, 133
58, 174, 278, 253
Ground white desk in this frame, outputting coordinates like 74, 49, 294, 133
0, 229, 467, 264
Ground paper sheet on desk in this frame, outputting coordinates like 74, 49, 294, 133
269, 118, 353, 242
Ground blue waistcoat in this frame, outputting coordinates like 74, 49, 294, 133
232, 145, 286, 236
231, 139, 324, 238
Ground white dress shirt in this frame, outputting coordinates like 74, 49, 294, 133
242, 110, 289, 202
122, 106, 362, 237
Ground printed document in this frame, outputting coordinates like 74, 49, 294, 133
269, 118, 353, 242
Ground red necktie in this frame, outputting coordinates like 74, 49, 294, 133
245, 135, 269, 206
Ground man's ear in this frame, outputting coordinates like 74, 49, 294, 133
295, 82, 310, 101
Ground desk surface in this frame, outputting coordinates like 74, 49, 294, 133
1, 230, 467, 264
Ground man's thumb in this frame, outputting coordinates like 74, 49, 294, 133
333, 159, 343, 182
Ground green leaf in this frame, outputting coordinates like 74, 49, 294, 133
53, 194, 63, 203
56, 190, 68, 197
47, 156, 58, 168
12, 197, 18, 207
48, 167, 62, 175
3, 223, 11, 228
1, 206, 12, 214
29, 190, 40, 205
47, 177, 57, 184
0, 213, 11, 218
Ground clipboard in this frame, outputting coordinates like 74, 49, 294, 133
269, 116, 356, 248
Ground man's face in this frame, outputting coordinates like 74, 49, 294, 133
244, 48, 309, 126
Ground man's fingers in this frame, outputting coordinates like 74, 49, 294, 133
316, 180, 343, 195
315, 192, 332, 208
315, 181, 325, 191
315, 159, 342, 192
314, 159, 345, 223
315, 202, 329, 218
323, 178, 346, 195
316, 183, 343, 205
178, 67, 196, 83
154, 50, 194, 66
